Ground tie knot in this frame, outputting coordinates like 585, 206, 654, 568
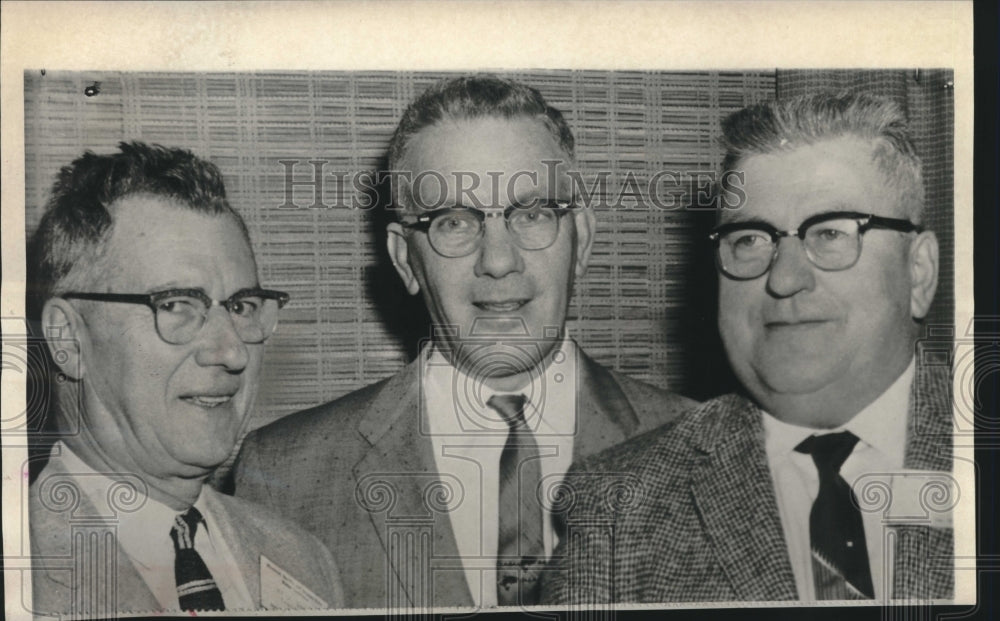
795, 431, 859, 473
171, 507, 204, 550
487, 393, 529, 430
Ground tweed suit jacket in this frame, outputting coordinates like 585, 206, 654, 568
232, 347, 696, 610
29, 455, 344, 618
543, 360, 954, 604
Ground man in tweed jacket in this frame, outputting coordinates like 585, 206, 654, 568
544, 92, 953, 603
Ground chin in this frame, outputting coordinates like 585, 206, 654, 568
453, 340, 547, 380
752, 364, 840, 396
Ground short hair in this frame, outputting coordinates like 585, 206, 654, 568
719, 91, 925, 222
27, 141, 248, 317
386, 75, 576, 210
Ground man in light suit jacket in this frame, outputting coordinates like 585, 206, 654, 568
26, 142, 343, 617
545, 92, 954, 604
233, 75, 696, 610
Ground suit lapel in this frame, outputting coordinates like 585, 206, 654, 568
685, 396, 798, 600
202, 488, 262, 606
572, 351, 641, 460
892, 361, 954, 600
353, 359, 472, 607
904, 361, 953, 472
30, 459, 160, 615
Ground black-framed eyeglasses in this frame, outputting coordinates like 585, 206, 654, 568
708, 211, 923, 280
61, 288, 290, 345
398, 199, 576, 258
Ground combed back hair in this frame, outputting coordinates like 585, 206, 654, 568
27, 141, 248, 318
720, 91, 925, 222
386, 75, 575, 211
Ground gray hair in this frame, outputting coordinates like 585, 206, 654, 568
27, 141, 249, 318
720, 91, 925, 222
386, 75, 575, 211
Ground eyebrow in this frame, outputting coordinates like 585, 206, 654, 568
721, 208, 863, 228
142, 284, 263, 296
719, 216, 774, 227
430, 197, 568, 211
145, 282, 195, 293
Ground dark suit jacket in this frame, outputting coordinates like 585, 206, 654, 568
543, 360, 955, 604
233, 348, 696, 609
29, 455, 344, 618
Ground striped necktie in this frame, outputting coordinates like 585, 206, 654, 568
489, 393, 545, 606
170, 506, 226, 611
795, 431, 874, 599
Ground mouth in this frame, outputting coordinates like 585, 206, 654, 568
473, 299, 529, 312
764, 319, 831, 329
180, 394, 236, 408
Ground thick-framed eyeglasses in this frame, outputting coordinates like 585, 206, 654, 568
708, 211, 923, 280
61, 288, 290, 345
398, 199, 576, 258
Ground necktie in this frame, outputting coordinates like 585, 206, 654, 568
170, 507, 226, 611
795, 431, 874, 599
489, 393, 545, 606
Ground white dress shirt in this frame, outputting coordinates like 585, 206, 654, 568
50, 442, 254, 611
423, 338, 578, 607
762, 358, 915, 601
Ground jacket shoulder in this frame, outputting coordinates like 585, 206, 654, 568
231, 372, 401, 501
574, 392, 744, 482
609, 369, 699, 430
248, 374, 394, 446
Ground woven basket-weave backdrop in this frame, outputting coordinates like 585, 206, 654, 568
23, 70, 953, 432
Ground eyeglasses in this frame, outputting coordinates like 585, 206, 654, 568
398, 199, 576, 258
708, 211, 923, 280
61, 288, 290, 345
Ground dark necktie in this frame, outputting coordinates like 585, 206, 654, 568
795, 431, 874, 599
489, 393, 545, 606
170, 506, 226, 611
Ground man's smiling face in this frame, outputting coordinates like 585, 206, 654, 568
388, 116, 594, 384
718, 136, 923, 425
70, 195, 263, 479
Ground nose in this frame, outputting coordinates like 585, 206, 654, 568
474, 216, 524, 278
194, 307, 250, 371
765, 236, 816, 298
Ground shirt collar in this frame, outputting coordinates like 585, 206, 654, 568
763, 357, 914, 467
843, 357, 914, 469
50, 442, 206, 569
423, 337, 577, 438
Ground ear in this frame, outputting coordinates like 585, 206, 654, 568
386, 222, 421, 296
41, 298, 86, 380
908, 230, 939, 320
571, 208, 597, 279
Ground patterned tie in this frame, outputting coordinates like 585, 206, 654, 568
489, 394, 545, 606
795, 431, 874, 599
170, 507, 226, 611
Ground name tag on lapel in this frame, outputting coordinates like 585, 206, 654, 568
260, 555, 328, 610
853, 470, 955, 529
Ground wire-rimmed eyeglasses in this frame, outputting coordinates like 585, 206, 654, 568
398, 199, 576, 258
708, 211, 923, 280
61, 288, 290, 345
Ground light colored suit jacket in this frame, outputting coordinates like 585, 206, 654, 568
233, 349, 696, 609
29, 456, 344, 619
543, 360, 955, 604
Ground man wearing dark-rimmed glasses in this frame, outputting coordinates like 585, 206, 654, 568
26, 141, 343, 616
547, 92, 953, 604
233, 75, 696, 609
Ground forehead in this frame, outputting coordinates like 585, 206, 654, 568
403, 116, 572, 203
104, 194, 256, 291
722, 136, 899, 226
